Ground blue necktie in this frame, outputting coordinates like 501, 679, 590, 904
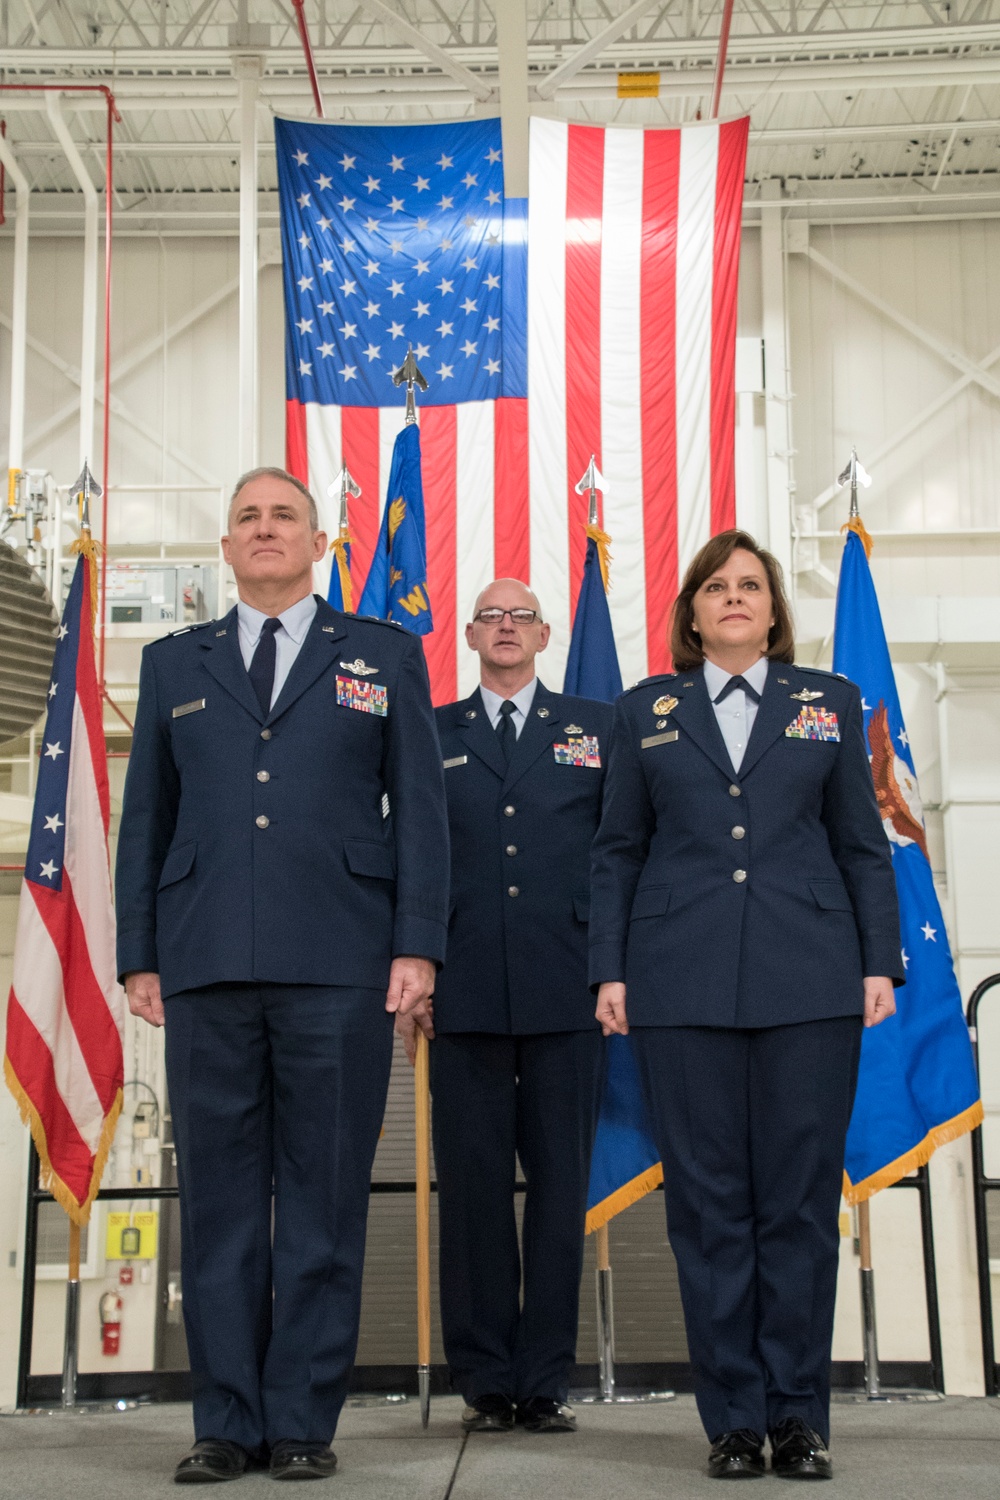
495, 700, 517, 764
249, 617, 281, 715
714, 674, 762, 706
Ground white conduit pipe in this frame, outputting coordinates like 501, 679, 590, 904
45, 93, 99, 471
0, 132, 30, 474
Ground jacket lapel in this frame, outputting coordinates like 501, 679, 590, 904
502, 681, 561, 792
736, 661, 804, 778
668, 669, 738, 783
269, 596, 348, 722
457, 689, 507, 779
198, 605, 264, 723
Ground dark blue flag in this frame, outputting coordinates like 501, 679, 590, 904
563, 533, 663, 1230
833, 525, 982, 1198
357, 422, 432, 634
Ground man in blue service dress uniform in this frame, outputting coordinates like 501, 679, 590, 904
116, 467, 449, 1485
406, 578, 610, 1435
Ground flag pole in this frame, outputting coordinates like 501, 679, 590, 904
414, 1028, 432, 1428
857, 1200, 881, 1398
61, 1220, 81, 1408
595, 1223, 615, 1401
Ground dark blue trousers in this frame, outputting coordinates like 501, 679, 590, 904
632, 1018, 862, 1445
164, 983, 393, 1455
430, 1031, 604, 1404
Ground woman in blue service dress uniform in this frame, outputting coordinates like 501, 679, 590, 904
590, 530, 904, 1482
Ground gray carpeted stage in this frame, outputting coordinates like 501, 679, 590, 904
1, 1394, 998, 1499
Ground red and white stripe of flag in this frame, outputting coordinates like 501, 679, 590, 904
288, 116, 748, 705
4, 564, 124, 1224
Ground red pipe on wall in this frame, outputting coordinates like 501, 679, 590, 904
0, 83, 120, 688
290, 0, 326, 119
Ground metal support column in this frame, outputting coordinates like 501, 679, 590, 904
759, 181, 794, 581
45, 94, 98, 470
0, 130, 29, 473
235, 53, 263, 475
494, 0, 529, 199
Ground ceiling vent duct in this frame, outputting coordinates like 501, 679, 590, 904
0, 540, 59, 746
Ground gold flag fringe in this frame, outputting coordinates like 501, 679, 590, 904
840, 514, 874, 560
4, 1052, 122, 1228
585, 522, 613, 592
585, 1162, 664, 1234
842, 1098, 984, 1205
330, 532, 356, 614
69, 531, 104, 635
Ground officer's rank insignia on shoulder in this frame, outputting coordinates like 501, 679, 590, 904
786, 706, 839, 742
339, 658, 379, 677
336, 675, 388, 717
553, 736, 601, 768
623, 672, 674, 698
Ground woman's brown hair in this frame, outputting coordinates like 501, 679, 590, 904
669, 529, 795, 672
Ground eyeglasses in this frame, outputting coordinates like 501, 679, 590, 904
474, 608, 540, 625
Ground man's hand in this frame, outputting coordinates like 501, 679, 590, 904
863, 976, 896, 1028
385, 956, 436, 1019
596, 981, 628, 1037
394, 1000, 435, 1066
125, 971, 164, 1029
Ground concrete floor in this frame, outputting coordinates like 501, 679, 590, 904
0, 1394, 998, 1500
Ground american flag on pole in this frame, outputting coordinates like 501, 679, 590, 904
3, 554, 124, 1224
278, 113, 748, 702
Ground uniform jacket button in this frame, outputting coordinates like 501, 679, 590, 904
506, 845, 517, 856
729, 783, 741, 796
733, 868, 746, 883
508, 885, 519, 897
256, 815, 270, 829
257, 770, 270, 783
731, 825, 745, 839
504, 805, 516, 817
261, 728, 272, 741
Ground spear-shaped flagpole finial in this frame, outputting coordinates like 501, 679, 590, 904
574, 455, 606, 528
71, 461, 102, 535
330, 464, 362, 533
836, 446, 872, 521
392, 347, 430, 425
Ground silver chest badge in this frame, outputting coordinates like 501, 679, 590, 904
340, 658, 379, 677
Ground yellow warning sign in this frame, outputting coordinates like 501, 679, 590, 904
105, 1211, 158, 1260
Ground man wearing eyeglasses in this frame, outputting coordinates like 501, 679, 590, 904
397, 578, 610, 1435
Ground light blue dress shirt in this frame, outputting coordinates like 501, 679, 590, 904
478, 677, 539, 740
703, 656, 769, 773
236, 593, 318, 709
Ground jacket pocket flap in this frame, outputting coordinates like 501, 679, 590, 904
810, 879, 853, 912
573, 894, 590, 923
630, 885, 671, 920
344, 837, 396, 881
158, 841, 196, 891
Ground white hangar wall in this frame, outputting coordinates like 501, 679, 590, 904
0, 211, 998, 1402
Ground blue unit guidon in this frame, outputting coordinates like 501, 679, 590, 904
275, 116, 525, 410
833, 525, 982, 1201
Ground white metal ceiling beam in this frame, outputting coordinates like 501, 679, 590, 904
0, 134, 31, 472
534, 0, 662, 99
353, 0, 494, 99
45, 92, 99, 471
495, 0, 530, 197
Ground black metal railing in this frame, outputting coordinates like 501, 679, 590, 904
967, 973, 1000, 1397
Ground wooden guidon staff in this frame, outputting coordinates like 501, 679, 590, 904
415, 1029, 432, 1427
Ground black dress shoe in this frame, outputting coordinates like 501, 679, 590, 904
269, 1441, 338, 1481
174, 1439, 253, 1484
769, 1418, 832, 1480
516, 1397, 577, 1433
707, 1430, 766, 1480
461, 1394, 516, 1432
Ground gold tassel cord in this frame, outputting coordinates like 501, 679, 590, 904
840, 514, 874, 560
329, 531, 356, 613
586, 522, 614, 592
69, 531, 104, 636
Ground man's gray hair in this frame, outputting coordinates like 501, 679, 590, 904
229, 467, 319, 531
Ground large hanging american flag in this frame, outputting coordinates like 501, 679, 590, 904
4, 554, 124, 1224
278, 113, 748, 703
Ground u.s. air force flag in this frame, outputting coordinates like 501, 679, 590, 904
833, 524, 982, 1201
357, 422, 433, 634
564, 528, 663, 1231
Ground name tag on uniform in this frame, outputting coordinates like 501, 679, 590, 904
336, 675, 388, 717
172, 698, 205, 719
786, 707, 840, 742
641, 730, 678, 749
553, 736, 601, 768
442, 755, 467, 770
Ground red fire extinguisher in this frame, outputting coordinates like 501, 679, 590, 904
100, 1290, 123, 1356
